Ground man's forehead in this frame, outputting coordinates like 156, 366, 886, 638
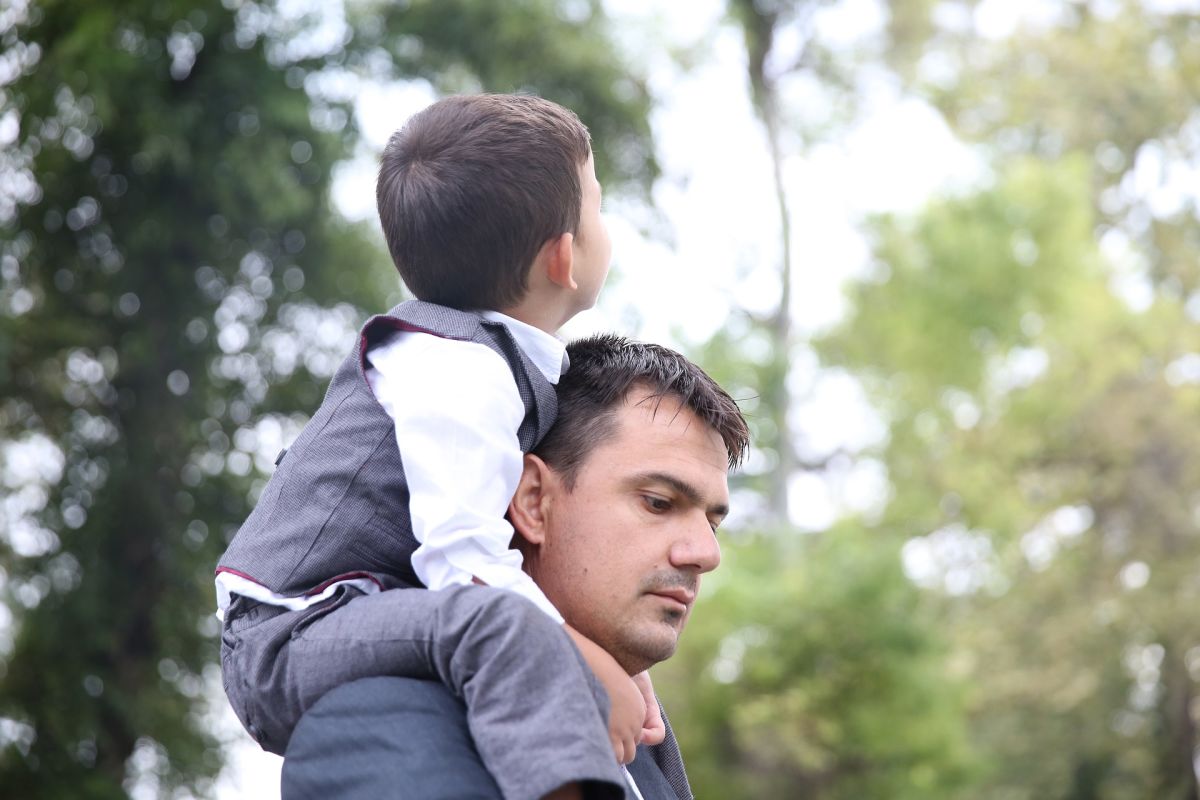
608, 390, 730, 472
622, 389, 716, 433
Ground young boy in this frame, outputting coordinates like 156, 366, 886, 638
216, 94, 654, 800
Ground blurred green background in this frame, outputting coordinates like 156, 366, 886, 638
4, 0, 1200, 797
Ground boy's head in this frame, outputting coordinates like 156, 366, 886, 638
377, 94, 609, 316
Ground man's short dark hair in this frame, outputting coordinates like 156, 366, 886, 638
376, 94, 592, 311
536, 334, 750, 487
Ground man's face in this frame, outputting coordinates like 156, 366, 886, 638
529, 389, 729, 675
568, 151, 611, 314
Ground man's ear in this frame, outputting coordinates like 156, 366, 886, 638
508, 453, 554, 545
541, 232, 577, 291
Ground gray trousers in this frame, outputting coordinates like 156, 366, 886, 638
221, 584, 626, 800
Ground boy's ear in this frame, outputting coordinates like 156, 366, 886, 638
541, 232, 577, 291
508, 453, 554, 545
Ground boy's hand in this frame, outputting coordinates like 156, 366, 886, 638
632, 671, 665, 745
593, 651, 645, 764
564, 625, 645, 764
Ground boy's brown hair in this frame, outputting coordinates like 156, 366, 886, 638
376, 94, 592, 311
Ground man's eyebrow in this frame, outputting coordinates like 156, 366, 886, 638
630, 471, 729, 518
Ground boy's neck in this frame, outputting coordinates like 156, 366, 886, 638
503, 232, 595, 334
499, 292, 576, 336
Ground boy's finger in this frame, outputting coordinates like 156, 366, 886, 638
639, 700, 666, 745
639, 721, 666, 746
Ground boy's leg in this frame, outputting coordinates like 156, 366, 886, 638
234, 584, 624, 800
221, 594, 311, 750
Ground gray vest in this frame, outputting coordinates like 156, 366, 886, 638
217, 300, 559, 597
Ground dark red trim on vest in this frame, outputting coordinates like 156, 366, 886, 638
215, 566, 261, 582
358, 317, 473, 378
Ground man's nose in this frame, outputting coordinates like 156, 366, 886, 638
668, 514, 722, 574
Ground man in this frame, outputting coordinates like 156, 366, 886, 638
281, 334, 750, 800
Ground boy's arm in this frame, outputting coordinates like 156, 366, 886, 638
563, 623, 647, 765
366, 328, 563, 621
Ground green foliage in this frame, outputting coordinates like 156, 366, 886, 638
0, 0, 654, 796
350, 0, 657, 191
822, 150, 1200, 799
0, 2, 356, 795
671, 6, 984, 798
841, 5, 1200, 794
893, 0, 1200, 291
9, 1, 1200, 798
658, 527, 976, 799
822, 155, 1103, 423
691, 3, 1200, 798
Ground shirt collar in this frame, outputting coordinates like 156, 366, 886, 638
478, 310, 569, 385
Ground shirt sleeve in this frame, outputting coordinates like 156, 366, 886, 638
365, 329, 564, 623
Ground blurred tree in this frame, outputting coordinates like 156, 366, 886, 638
886, 0, 1200, 293
0, 3, 365, 796
726, 0, 800, 521
662, 4, 982, 798
0, 0, 653, 797
819, 0, 1200, 792
347, 0, 657, 189
677, 1, 1200, 798
658, 526, 977, 799
718, 0, 859, 523
824, 153, 1200, 800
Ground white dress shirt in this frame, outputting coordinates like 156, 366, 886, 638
623, 765, 645, 799
363, 310, 566, 623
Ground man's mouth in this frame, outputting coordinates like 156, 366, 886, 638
647, 588, 695, 610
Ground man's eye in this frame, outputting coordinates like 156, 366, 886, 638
643, 495, 671, 513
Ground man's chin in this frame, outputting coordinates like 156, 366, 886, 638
623, 624, 681, 671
